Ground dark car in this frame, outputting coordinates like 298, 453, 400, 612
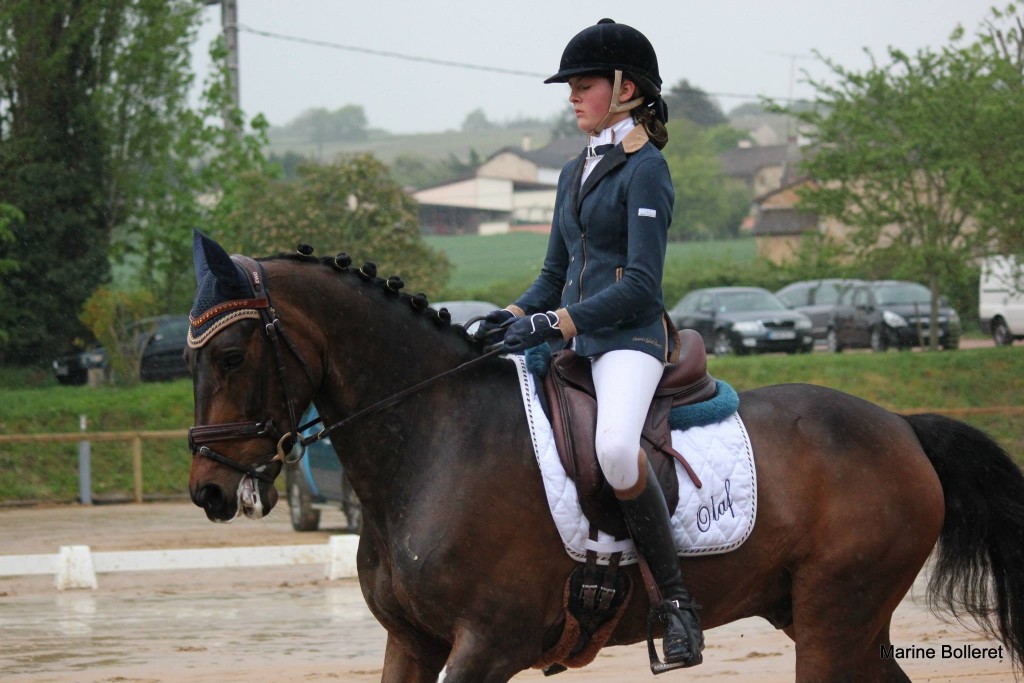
52, 346, 107, 385
827, 280, 961, 352
284, 404, 361, 533
775, 279, 864, 344
52, 315, 191, 385
669, 286, 814, 356
282, 301, 498, 532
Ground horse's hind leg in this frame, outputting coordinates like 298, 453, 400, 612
789, 548, 929, 683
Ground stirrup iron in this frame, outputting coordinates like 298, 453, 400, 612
645, 598, 704, 675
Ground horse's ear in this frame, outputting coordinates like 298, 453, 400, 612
193, 229, 213, 285
193, 229, 245, 291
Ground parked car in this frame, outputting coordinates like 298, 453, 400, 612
284, 404, 361, 533
979, 255, 1024, 346
52, 346, 107, 385
52, 315, 191, 385
669, 286, 814, 356
775, 279, 863, 344
827, 280, 961, 352
283, 301, 498, 532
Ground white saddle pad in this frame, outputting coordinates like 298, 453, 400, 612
512, 355, 757, 565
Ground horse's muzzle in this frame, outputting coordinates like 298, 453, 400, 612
191, 482, 235, 522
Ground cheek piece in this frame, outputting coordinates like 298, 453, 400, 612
587, 69, 644, 135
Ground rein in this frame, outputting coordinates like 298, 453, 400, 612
300, 345, 506, 447
189, 261, 506, 483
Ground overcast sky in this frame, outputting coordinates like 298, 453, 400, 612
191, 0, 1000, 134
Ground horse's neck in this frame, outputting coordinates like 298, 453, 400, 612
274, 263, 496, 497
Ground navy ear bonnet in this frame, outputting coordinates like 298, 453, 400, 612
188, 229, 263, 348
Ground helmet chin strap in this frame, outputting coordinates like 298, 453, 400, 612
588, 70, 644, 136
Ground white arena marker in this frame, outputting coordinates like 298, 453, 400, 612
326, 535, 359, 580
55, 545, 98, 591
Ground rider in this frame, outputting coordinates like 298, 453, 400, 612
479, 18, 704, 672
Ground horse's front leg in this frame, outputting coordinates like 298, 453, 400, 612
436, 627, 538, 683
380, 632, 448, 683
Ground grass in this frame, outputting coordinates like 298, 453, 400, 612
425, 233, 759, 305
0, 380, 194, 503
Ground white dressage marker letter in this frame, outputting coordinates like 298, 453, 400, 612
56, 545, 98, 590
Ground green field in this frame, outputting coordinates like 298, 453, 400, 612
426, 233, 759, 305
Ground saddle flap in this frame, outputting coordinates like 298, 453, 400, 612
543, 349, 702, 539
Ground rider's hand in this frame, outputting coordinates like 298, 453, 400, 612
503, 311, 562, 352
475, 308, 517, 341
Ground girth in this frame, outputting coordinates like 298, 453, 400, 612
541, 329, 717, 539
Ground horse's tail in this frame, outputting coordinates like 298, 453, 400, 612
902, 412, 1024, 672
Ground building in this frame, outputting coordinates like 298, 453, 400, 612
412, 137, 583, 235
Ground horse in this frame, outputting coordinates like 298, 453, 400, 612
185, 232, 1024, 682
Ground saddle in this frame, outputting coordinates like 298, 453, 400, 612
541, 329, 717, 540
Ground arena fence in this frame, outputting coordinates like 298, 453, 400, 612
0, 534, 359, 590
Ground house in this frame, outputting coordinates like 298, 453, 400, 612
751, 180, 820, 262
413, 175, 558, 236
718, 141, 803, 199
413, 137, 583, 235
751, 177, 871, 263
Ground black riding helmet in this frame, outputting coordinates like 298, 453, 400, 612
545, 18, 662, 99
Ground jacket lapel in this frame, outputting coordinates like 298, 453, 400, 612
567, 149, 587, 219
575, 126, 651, 216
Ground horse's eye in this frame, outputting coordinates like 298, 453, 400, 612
220, 350, 246, 373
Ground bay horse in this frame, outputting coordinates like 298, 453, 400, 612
186, 232, 1024, 682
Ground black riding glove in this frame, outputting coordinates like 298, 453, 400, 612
476, 308, 517, 340
503, 311, 562, 352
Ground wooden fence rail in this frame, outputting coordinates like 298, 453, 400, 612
0, 429, 189, 504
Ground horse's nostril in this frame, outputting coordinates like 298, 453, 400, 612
193, 483, 225, 514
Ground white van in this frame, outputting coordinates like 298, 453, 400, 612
979, 255, 1024, 346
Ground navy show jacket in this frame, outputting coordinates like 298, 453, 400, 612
513, 126, 675, 361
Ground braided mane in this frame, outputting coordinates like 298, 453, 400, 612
260, 249, 486, 350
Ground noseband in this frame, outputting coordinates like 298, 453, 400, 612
188, 256, 316, 483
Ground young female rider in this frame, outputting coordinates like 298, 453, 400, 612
479, 18, 704, 673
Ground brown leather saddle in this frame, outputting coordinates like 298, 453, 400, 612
541, 329, 717, 539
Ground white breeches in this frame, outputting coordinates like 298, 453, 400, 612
591, 349, 664, 491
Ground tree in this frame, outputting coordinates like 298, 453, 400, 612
0, 0, 201, 364
79, 286, 157, 386
662, 119, 752, 240
214, 154, 452, 296
549, 107, 580, 140
276, 105, 369, 148
662, 80, 727, 127
788, 30, 1009, 349
132, 38, 272, 315
461, 108, 495, 132
964, 6, 1024, 256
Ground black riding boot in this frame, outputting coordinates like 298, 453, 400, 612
617, 455, 704, 673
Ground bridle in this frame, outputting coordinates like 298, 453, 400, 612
187, 256, 317, 483
188, 256, 505, 484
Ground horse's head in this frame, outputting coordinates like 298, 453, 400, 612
186, 230, 320, 522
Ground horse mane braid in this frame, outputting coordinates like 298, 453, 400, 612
262, 250, 485, 349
